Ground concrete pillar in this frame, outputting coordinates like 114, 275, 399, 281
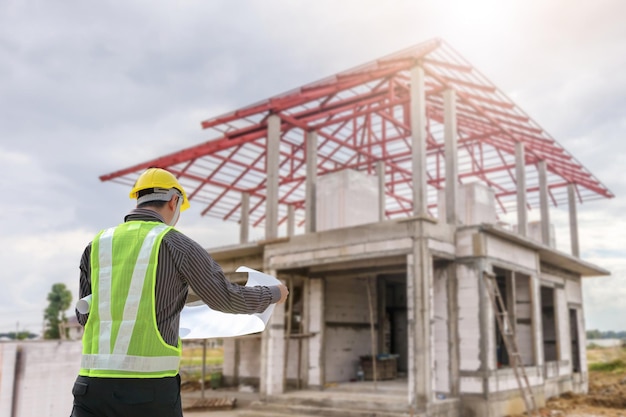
305, 131, 318, 233
410, 65, 428, 217
376, 161, 386, 222
444, 89, 459, 225
287, 205, 295, 237
266, 114, 280, 240
478, 264, 493, 384
407, 253, 417, 408
447, 262, 460, 396
538, 160, 551, 246
407, 237, 433, 410
306, 277, 325, 388
240, 192, 250, 244
568, 184, 580, 257
530, 274, 543, 367
515, 141, 527, 237
260, 269, 285, 397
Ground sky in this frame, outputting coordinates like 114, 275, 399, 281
0, 0, 625, 335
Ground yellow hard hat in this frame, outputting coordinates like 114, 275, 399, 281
129, 168, 190, 211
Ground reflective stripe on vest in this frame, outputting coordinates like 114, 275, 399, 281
81, 353, 181, 373
81, 223, 181, 376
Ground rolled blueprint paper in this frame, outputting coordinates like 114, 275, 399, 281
76, 294, 92, 314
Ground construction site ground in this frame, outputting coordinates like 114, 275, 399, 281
180, 345, 626, 417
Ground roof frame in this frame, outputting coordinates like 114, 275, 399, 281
100, 38, 613, 227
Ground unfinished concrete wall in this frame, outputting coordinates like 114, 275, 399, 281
528, 221, 556, 248
556, 288, 571, 364
514, 274, 534, 366
285, 339, 301, 382
457, 263, 482, 395
0, 341, 82, 417
0, 342, 17, 417
485, 235, 537, 271
324, 275, 374, 383
222, 337, 262, 387
437, 182, 497, 226
316, 169, 379, 232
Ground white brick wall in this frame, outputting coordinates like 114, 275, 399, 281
2, 341, 82, 417
324, 276, 375, 383
457, 265, 481, 371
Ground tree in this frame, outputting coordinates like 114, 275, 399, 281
43, 283, 73, 339
0, 331, 37, 340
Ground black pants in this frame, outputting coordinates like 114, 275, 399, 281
70, 375, 182, 417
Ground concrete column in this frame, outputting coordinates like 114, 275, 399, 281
306, 277, 325, 388
376, 161, 386, 222
287, 205, 295, 237
447, 262, 460, 396
407, 237, 433, 410
444, 89, 459, 225
515, 141, 527, 237
479, 263, 494, 378
266, 114, 281, 240
568, 184, 580, 257
530, 274, 543, 367
240, 192, 250, 244
538, 160, 551, 246
305, 131, 318, 233
410, 65, 428, 217
260, 269, 285, 397
407, 253, 417, 408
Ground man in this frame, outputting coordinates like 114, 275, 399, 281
71, 167, 288, 417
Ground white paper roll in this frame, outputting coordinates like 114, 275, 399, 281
76, 294, 92, 314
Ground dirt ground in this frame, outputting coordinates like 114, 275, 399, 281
507, 345, 626, 417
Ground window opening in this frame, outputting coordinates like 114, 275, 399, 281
495, 272, 510, 367
569, 308, 581, 373
541, 286, 558, 362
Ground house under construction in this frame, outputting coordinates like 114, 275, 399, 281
100, 38, 613, 417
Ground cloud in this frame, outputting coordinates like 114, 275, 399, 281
0, 0, 625, 334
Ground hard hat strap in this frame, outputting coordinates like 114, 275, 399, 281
137, 188, 181, 206
168, 193, 183, 226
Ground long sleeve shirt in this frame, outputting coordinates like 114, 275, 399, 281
77, 208, 280, 346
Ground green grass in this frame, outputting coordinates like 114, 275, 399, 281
180, 356, 223, 366
589, 359, 626, 373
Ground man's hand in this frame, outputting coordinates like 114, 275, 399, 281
275, 283, 289, 304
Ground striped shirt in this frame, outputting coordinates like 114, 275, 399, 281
77, 208, 280, 346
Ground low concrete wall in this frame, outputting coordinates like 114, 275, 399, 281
0, 340, 81, 417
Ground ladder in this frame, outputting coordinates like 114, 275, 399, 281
484, 275, 539, 417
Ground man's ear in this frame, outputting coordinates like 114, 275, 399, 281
168, 196, 178, 210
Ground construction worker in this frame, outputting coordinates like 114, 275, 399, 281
70, 167, 288, 417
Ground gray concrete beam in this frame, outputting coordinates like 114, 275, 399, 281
447, 262, 460, 397
287, 204, 295, 237
444, 89, 459, 225
240, 191, 250, 244
260, 268, 286, 397
408, 237, 434, 409
568, 184, 580, 257
305, 130, 318, 233
410, 65, 428, 217
538, 161, 551, 246
266, 114, 280, 240
377, 160, 386, 222
515, 142, 528, 237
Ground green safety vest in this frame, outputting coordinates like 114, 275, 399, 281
79, 221, 182, 378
